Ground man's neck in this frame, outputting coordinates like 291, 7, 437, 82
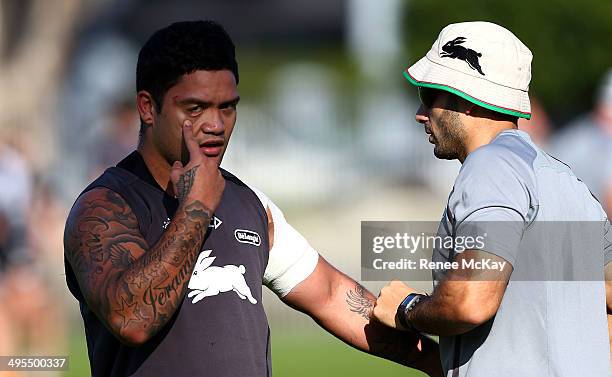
137, 142, 173, 193
460, 121, 517, 163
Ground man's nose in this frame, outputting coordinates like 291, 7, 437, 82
415, 104, 429, 124
198, 110, 225, 135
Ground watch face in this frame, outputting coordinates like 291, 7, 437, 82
407, 295, 422, 311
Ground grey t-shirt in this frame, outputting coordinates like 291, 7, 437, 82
433, 130, 611, 377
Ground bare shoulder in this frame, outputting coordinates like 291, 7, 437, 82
65, 187, 146, 263
65, 187, 135, 232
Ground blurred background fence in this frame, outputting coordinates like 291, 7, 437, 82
0, 0, 611, 376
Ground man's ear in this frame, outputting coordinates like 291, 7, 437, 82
137, 91, 157, 126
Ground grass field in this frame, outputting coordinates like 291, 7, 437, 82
270, 332, 426, 377
64, 329, 426, 376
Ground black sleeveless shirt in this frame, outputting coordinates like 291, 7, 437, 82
65, 151, 272, 377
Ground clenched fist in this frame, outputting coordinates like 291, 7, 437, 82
373, 280, 420, 330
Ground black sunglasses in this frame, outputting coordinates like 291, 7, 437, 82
418, 87, 441, 108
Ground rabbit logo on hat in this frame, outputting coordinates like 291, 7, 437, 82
187, 249, 258, 305
440, 37, 485, 76
403, 21, 533, 119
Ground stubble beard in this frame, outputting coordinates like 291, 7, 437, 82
432, 109, 465, 160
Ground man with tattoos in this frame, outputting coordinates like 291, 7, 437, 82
63, 21, 442, 376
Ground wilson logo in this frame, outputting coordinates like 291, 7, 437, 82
234, 229, 261, 246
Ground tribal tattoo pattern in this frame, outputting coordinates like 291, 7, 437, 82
175, 165, 200, 202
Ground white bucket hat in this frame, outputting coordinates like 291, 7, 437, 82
404, 21, 532, 119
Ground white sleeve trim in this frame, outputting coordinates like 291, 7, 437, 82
249, 186, 319, 297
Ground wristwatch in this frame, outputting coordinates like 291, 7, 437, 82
396, 293, 424, 331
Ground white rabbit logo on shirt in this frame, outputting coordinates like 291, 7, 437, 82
187, 249, 257, 305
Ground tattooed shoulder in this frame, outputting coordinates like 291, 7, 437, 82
64, 187, 147, 286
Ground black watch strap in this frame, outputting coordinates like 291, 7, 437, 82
396, 293, 423, 331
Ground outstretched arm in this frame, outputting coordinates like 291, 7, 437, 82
282, 258, 442, 377
253, 191, 442, 376
374, 250, 512, 336
64, 121, 224, 346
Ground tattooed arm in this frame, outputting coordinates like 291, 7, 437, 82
281, 258, 443, 377
64, 121, 225, 346
256, 193, 442, 376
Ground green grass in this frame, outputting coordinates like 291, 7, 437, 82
271, 332, 425, 377
65, 329, 90, 377
65, 329, 425, 376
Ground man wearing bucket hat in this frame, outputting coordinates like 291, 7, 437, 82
373, 21, 612, 376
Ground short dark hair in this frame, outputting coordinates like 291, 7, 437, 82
136, 20, 239, 111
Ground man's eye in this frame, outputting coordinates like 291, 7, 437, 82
188, 105, 202, 113
220, 105, 237, 114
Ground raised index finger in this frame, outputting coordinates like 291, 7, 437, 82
182, 120, 201, 159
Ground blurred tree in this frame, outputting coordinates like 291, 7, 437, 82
402, 0, 612, 126
0, 0, 81, 169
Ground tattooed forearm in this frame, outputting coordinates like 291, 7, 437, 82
346, 283, 375, 320
117, 200, 211, 336
175, 165, 200, 202
343, 282, 441, 375
64, 188, 212, 345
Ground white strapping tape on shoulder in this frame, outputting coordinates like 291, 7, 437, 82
250, 186, 319, 297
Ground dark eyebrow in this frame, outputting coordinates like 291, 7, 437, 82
175, 97, 212, 107
220, 96, 240, 108
175, 96, 240, 108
